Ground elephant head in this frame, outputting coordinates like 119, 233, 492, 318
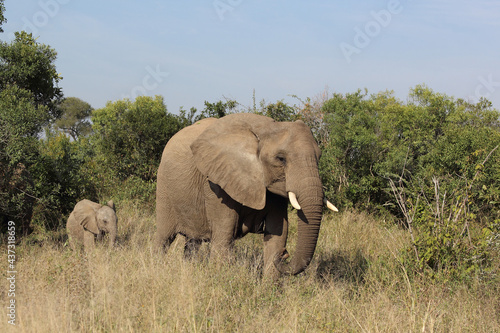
191, 113, 336, 275
74, 199, 118, 247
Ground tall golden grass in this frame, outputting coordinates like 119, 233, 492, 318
2, 203, 499, 332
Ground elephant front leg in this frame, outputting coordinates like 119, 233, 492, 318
263, 196, 289, 280
83, 230, 96, 250
208, 210, 239, 262
205, 181, 240, 262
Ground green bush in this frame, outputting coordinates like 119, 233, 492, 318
111, 176, 156, 209
0, 30, 64, 236
319, 89, 386, 210
30, 131, 97, 231
258, 100, 298, 122
91, 95, 184, 182
0, 85, 50, 235
401, 176, 498, 282
316, 86, 500, 281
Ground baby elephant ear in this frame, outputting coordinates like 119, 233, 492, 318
74, 200, 100, 235
107, 200, 115, 211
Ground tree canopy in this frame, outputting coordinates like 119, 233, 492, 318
55, 97, 93, 140
0, 31, 62, 117
0, 29, 63, 234
91, 95, 184, 182
0, 0, 6, 33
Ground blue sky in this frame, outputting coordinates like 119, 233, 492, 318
2, 0, 500, 113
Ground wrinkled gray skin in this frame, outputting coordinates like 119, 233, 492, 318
155, 113, 329, 279
66, 199, 117, 250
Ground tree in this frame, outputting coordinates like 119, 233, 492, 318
259, 100, 297, 122
294, 90, 333, 147
320, 90, 384, 209
0, 0, 6, 33
319, 86, 500, 215
177, 99, 238, 126
317, 86, 500, 279
0, 31, 63, 120
0, 85, 47, 235
30, 131, 97, 230
202, 99, 237, 119
91, 96, 184, 182
0, 23, 64, 235
55, 97, 93, 140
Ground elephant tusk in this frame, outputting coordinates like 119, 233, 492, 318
288, 192, 301, 210
324, 198, 338, 212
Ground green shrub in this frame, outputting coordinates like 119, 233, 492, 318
393, 146, 500, 283
315, 86, 500, 282
91, 96, 184, 182
30, 131, 97, 231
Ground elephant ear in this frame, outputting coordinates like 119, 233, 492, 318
190, 115, 267, 210
74, 199, 100, 235
107, 200, 115, 211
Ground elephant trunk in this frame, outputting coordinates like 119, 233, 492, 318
108, 226, 117, 248
275, 162, 324, 275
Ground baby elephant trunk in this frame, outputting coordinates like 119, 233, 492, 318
108, 226, 117, 247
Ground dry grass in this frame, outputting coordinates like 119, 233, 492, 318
2, 204, 499, 332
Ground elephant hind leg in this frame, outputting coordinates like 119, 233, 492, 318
154, 199, 178, 254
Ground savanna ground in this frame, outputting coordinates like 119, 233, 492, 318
2, 203, 499, 332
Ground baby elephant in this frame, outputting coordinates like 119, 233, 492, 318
66, 199, 118, 250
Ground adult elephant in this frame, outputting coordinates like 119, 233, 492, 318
66, 199, 118, 250
155, 113, 337, 278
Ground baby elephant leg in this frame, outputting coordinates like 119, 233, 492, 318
83, 230, 96, 250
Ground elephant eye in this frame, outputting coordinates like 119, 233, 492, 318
276, 155, 286, 165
